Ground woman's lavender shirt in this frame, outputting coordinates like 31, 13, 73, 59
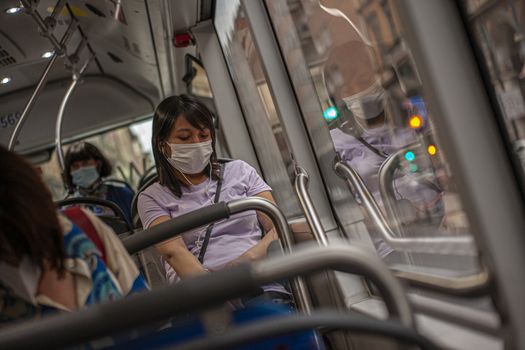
137, 160, 287, 293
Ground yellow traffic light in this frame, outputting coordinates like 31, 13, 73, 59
409, 115, 423, 129
427, 144, 437, 156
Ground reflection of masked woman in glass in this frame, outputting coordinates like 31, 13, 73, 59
324, 41, 443, 258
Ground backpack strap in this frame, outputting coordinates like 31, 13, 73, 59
63, 207, 108, 265
198, 163, 225, 264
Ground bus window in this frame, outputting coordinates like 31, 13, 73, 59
462, 0, 525, 188
184, 56, 214, 99
38, 120, 154, 200
265, 0, 479, 273
214, 1, 302, 218
182, 55, 230, 159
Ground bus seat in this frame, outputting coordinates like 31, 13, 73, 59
137, 166, 157, 189
103, 178, 135, 192
55, 197, 132, 235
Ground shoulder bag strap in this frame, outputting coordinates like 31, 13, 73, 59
198, 163, 225, 263
355, 135, 389, 159
351, 133, 443, 193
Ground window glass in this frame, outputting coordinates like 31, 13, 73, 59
214, 0, 302, 218
462, 0, 525, 182
266, 0, 479, 273
38, 120, 154, 200
189, 60, 214, 98
184, 57, 231, 159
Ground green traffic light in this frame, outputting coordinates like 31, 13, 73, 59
405, 151, 415, 162
323, 106, 339, 121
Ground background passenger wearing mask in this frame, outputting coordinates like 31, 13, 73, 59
138, 95, 292, 308
324, 41, 443, 257
64, 141, 135, 224
0, 145, 147, 325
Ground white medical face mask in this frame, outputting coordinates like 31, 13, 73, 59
342, 81, 386, 120
71, 165, 100, 189
0, 256, 42, 303
166, 140, 213, 174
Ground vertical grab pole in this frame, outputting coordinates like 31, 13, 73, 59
7, 18, 76, 151
334, 161, 398, 241
7, 54, 59, 150
294, 167, 329, 246
56, 57, 93, 172
55, 79, 79, 171
227, 198, 313, 314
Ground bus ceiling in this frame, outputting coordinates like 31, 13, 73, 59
0, 75, 154, 154
0, 0, 208, 155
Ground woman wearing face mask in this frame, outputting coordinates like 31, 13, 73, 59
0, 145, 147, 325
64, 142, 135, 224
137, 94, 292, 308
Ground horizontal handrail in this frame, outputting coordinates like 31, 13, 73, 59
254, 244, 413, 327
407, 292, 499, 335
392, 266, 490, 296
124, 197, 295, 254
334, 161, 477, 256
123, 202, 230, 254
0, 245, 412, 349
123, 197, 312, 313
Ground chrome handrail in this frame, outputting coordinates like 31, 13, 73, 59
0, 245, 414, 349
379, 144, 448, 229
293, 167, 329, 246
334, 161, 476, 256
378, 146, 407, 230
227, 198, 295, 253
254, 244, 413, 327
391, 266, 490, 296
378, 144, 441, 229
7, 20, 77, 151
7, 54, 59, 151
56, 56, 93, 172
227, 197, 313, 314
123, 197, 313, 314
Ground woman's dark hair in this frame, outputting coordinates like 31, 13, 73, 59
0, 145, 66, 274
152, 94, 219, 197
64, 141, 112, 189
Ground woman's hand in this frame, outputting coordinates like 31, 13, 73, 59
224, 227, 279, 269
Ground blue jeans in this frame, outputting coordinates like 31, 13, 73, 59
241, 291, 295, 312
